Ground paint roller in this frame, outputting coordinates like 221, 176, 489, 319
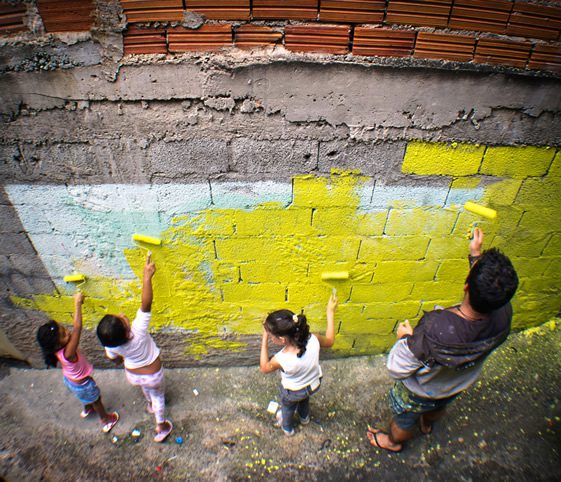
464, 201, 497, 239
464, 201, 497, 220
64, 273, 86, 290
132, 233, 162, 255
321, 271, 349, 295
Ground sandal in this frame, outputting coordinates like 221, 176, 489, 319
102, 412, 119, 433
154, 420, 173, 443
80, 406, 94, 419
420, 415, 433, 435
366, 429, 402, 453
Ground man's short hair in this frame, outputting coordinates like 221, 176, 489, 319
97, 315, 129, 347
466, 247, 518, 314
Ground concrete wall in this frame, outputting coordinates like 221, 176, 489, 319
1, 2, 561, 367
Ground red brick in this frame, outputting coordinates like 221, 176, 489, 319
0, 4, 27, 33
234, 24, 283, 48
474, 38, 532, 68
124, 25, 167, 55
252, 0, 318, 21
168, 24, 233, 52
449, 0, 513, 34
352, 27, 415, 57
285, 24, 350, 54
414, 31, 475, 62
527, 44, 561, 73
319, 0, 385, 24
385, 0, 453, 28
38, 0, 94, 32
507, 2, 561, 41
187, 0, 250, 20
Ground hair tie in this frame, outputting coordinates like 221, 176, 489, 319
292, 314, 298, 323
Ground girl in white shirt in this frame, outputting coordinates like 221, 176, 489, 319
97, 255, 172, 443
260, 293, 338, 436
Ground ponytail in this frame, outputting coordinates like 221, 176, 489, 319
264, 309, 311, 358
293, 313, 311, 358
36, 321, 61, 368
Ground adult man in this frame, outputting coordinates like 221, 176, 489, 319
368, 228, 518, 452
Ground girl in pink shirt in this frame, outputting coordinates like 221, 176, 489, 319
36, 293, 119, 433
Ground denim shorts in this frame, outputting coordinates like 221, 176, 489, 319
389, 381, 457, 431
63, 376, 101, 405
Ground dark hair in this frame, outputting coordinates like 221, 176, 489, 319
466, 247, 518, 314
36, 321, 61, 368
264, 309, 310, 358
97, 315, 129, 347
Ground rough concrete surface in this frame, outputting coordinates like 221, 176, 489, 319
1, 321, 559, 481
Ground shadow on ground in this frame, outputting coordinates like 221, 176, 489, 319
1, 320, 560, 481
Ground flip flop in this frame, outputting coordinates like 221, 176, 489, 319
102, 412, 119, 433
367, 430, 402, 453
367, 425, 380, 435
154, 420, 173, 443
420, 415, 433, 435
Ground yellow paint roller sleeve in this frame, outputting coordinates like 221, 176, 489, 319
464, 201, 497, 220
132, 234, 162, 246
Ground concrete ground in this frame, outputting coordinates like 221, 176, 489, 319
1, 321, 560, 482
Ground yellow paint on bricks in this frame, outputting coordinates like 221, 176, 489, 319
482, 179, 523, 206
385, 208, 458, 236
515, 178, 561, 208
374, 260, 440, 283
362, 301, 421, 320
339, 317, 398, 335
359, 236, 431, 261
480, 146, 556, 178
402, 141, 485, 176
543, 235, 561, 257
449, 177, 481, 190
411, 281, 464, 300
435, 259, 468, 281
547, 151, 561, 177
350, 283, 414, 303
12, 142, 561, 358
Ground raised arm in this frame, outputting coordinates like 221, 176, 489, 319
64, 293, 84, 361
141, 254, 156, 313
469, 227, 484, 265
316, 293, 337, 348
259, 328, 282, 374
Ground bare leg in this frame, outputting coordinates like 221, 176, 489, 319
92, 397, 112, 424
420, 408, 446, 434
367, 420, 415, 451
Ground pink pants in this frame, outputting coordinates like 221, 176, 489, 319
125, 367, 166, 424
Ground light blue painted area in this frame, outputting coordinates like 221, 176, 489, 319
369, 184, 449, 208
445, 187, 485, 207
211, 181, 292, 209
6, 180, 483, 290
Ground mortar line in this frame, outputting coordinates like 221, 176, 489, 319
382, 208, 392, 235
213, 239, 218, 260
208, 179, 214, 205
355, 239, 362, 260
369, 179, 376, 204
449, 212, 461, 234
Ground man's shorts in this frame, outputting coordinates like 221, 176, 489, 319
388, 380, 458, 431
63, 376, 101, 405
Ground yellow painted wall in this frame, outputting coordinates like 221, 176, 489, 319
13, 143, 561, 359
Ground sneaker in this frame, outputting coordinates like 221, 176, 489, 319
80, 407, 94, 419
275, 410, 295, 436
102, 412, 119, 433
300, 415, 311, 425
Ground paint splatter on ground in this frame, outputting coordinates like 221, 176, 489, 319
1, 319, 559, 481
